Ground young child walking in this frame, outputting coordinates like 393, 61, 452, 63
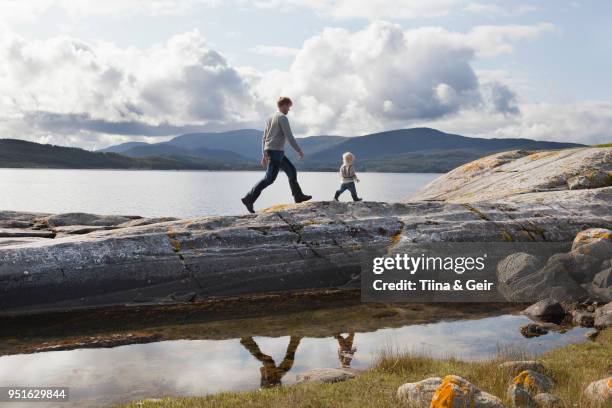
334, 152, 362, 202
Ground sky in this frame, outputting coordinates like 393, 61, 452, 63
0, 0, 611, 149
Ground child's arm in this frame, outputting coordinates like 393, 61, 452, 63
351, 166, 359, 182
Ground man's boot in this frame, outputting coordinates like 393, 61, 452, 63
294, 194, 312, 203
241, 195, 255, 213
333, 191, 340, 201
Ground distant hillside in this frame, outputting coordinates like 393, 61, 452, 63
168, 129, 263, 158
101, 127, 583, 172
299, 128, 583, 172
118, 142, 251, 162
100, 130, 349, 161
303, 128, 582, 162
99, 141, 149, 154
8, 127, 585, 172
0, 139, 258, 170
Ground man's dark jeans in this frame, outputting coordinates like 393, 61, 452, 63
336, 181, 359, 201
247, 150, 303, 202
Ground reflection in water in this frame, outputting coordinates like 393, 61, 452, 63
335, 333, 356, 368
240, 336, 302, 388
0, 315, 589, 407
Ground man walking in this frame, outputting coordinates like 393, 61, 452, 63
241, 97, 312, 213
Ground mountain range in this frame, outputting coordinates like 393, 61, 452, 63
98, 127, 584, 172
0, 128, 585, 172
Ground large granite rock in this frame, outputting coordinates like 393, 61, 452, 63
507, 383, 536, 408
1, 147, 611, 315
398, 376, 503, 408
594, 302, 612, 329
397, 377, 442, 407
409, 147, 611, 203
496, 228, 612, 302
522, 299, 566, 323
430, 375, 504, 408
513, 370, 554, 394
584, 377, 612, 404
496, 253, 589, 302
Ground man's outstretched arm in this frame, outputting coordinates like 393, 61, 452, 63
279, 115, 304, 159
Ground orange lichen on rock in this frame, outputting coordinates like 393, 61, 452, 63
460, 160, 486, 172
390, 230, 402, 246
430, 375, 475, 408
528, 151, 558, 161
263, 203, 294, 213
166, 229, 182, 252
512, 370, 553, 394
574, 228, 612, 244
514, 371, 532, 387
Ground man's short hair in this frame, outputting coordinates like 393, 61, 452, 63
277, 96, 293, 108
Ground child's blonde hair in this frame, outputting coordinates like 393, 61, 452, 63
342, 152, 354, 164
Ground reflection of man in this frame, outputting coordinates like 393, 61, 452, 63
240, 336, 302, 388
335, 333, 356, 368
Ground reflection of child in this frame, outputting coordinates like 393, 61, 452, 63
335, 333, 356, 368
334, 152, 362, 202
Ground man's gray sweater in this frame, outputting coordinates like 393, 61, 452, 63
262, 111, 302, 154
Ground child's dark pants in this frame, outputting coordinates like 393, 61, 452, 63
335, 181, 359, 201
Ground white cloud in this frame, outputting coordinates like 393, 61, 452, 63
251, 45, 300, 57
253, 21, 555, 136
493, 101, 612, 144
3, 19, 607, 148
413, 101, 612, 145
465, 2, 540, 17
462, 23, 557, 57
0, 28, 264, 148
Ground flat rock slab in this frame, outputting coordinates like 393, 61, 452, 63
0, 210, 50, 229
0, 237, 52, 248
45, 212, 140, 227
296, 367, 360, 383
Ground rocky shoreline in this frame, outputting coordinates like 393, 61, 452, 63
1, 147, 611, 315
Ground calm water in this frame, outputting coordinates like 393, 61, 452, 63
0, 169, 439, 218
0, 315, 588, 408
